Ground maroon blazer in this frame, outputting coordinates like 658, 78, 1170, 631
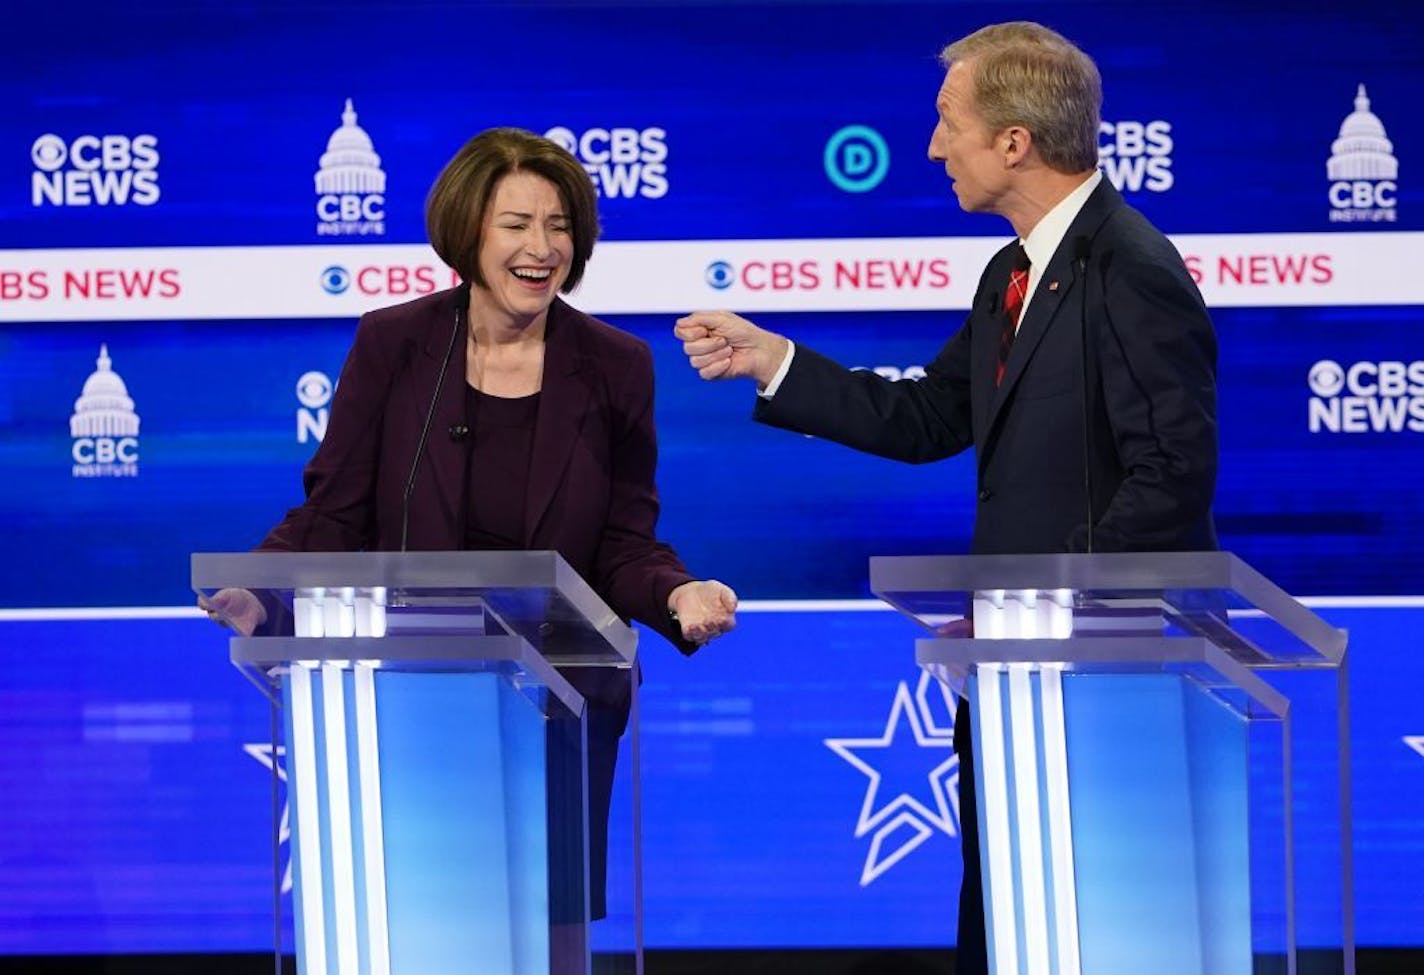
259, 288, 698, 695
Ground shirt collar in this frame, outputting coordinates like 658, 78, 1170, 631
1020, 169, 1102, 272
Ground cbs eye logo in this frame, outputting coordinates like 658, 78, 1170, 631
705, 260, 735, 290
31, 134, 67, 171
1308, 360, 1345, 398
319, 265, 351, 295
295, 371, 334, 409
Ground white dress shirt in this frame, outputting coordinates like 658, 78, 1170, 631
761, 169, 1103, 396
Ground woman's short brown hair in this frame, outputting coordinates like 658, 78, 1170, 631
426, 127, 600, 292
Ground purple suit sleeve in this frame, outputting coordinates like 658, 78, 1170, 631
594, 341, 697, 654
258, 313, 397, 552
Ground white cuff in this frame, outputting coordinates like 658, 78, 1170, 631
757, 342, 797, 399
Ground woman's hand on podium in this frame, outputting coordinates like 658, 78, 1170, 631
667, 580, 738, 646
934, 617, 974, 638
198, 587, 267, 637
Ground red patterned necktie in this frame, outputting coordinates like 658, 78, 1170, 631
995, 243, 1032, 386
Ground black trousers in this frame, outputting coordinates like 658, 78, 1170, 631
954, 695, 989, 975
547, 702, 624, 922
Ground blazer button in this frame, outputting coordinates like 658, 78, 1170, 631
978, 488, 993, 502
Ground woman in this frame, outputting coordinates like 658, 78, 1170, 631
203, 126, 736, 916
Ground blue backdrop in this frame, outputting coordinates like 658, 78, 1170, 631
0, 0, 1421, 957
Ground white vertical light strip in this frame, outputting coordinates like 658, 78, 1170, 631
295, 587, 325, 638
354, 591, 373, 638
976, 665, 1021, 975
977, 590, 1007, 639
320, 662, 361, 974
289, 664, 329, 975
1015, 590, 1041, 639
354, 587, 388, 638
1008, 664, 1051, 974
1010, 589, 1038, 638
324, 588, 355, 638
1049, 590, 1074, 639
354, 663, 391, 975
1039, 665, 1082, 975
369, 586, 387, 638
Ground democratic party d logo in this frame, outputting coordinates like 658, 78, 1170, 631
825, 125, 890, 193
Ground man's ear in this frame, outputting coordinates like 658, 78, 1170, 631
1003, 125, 1032, 168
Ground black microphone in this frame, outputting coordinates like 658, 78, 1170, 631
401, 283, 468, 552
987, 289, 1001, 316
448, 423, 469, 443
1073, 237, 1094, 554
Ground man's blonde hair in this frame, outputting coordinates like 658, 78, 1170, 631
941, 22, 1101, 173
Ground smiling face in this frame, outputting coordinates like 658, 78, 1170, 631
469, 170, 573, 329
927, 60, 1009, 216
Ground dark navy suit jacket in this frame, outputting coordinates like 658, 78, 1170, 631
754, 177, 1219, 974
756, 179, 1219, 558
755, 177, 1219, 761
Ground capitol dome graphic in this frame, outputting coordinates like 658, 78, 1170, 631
70, 344, 140, 438
314, 98, 386, 195
1327, 84, 1397, 182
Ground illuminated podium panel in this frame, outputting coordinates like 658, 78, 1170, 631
871, 552, 1352, 975
193, 551, 642, 975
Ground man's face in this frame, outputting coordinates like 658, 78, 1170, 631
927, 61, 1007, 215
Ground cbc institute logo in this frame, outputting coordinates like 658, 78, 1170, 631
1327, 84, 1397, 223
70, 345, 140, 478
315, 99, 386, 236
823, 671, 960, 885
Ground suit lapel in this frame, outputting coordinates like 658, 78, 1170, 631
971, 246, 1015, 448
982, 179, 1125, 440
524, 300, 594, 544
984, 250, 1079, 432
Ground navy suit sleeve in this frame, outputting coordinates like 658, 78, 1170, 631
753, 320, 976, 464
1079, 242, 1218, 551
594, 341, 697, 654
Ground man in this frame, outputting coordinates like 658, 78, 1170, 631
674, 21, 1218, 974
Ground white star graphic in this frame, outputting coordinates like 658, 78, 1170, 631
243, 743, 293, 895
824, 671, 960, 885
1405, 736, 1424, 760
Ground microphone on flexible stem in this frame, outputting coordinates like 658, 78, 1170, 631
400, 282, 469, 552
1073, 237, 1095, 555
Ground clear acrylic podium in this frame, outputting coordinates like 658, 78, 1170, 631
192, 551, 644, 975
870, 552, 1353, 975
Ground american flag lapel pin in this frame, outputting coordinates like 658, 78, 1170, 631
1048, 280, 1060, 291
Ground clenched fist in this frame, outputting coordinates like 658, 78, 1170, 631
674, 311, 790, 389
